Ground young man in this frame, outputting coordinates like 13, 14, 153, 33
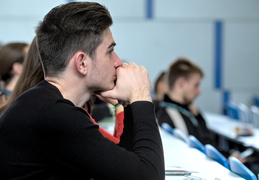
0, 2, 164, 180
156, 57, 214, 145
156, 57, 258, 173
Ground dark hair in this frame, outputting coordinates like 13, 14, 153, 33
0, 42, 28, 84
36, 2, 113, 77
167, 57, 203, 90
154, 71, 166, 94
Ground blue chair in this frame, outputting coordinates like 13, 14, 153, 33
205, 144, 230, 169
253, 96, 259, 107
226, 101, 239, 120
188, 135, 206, 154
161, 123, 189, 143
237, 103, 250, 124
251, 106, 259, 128
161, 123, 174, 135
228, 157, 257, 180
173, 129, 190, 144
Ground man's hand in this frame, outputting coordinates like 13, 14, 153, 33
95, 94, 118, 106
99, 62, 152, 106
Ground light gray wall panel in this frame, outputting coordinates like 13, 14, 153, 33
0, 0, 64, 16
224, 22, 259, 89
156, 0, 259, 19
232, 91, 259, 107
0, 21, 35, 43
196, 90, 222, 113
94, 0, 146, 18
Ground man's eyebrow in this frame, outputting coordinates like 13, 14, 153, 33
108, 42, 116, 49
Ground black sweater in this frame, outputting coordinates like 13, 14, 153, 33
156, 94, 214, 146
0, 80, 164, 180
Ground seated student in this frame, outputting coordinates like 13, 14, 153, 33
0, 37, 124, 144
156, 57, 214, 145
156, 57, 253, 162
0, 2, 164, 180
0, 42, 29, 105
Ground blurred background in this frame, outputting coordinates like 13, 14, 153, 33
1, 0, 259, 114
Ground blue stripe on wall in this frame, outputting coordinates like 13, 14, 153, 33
214, 21, 223, 89
223, 90, 230, 105
222, 90, 230, 115
146, 0, 154, 19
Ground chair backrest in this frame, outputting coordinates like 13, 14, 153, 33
253, 96, 259, 107
188, 135, 206, 154
251, 106, 259, 128
161, 123, 190, 143
228, 156, 257, 180
173, 129, 190, 144
161, 123, 174, 135
226, 101, 239, 120
238, 103, 250, 124
205, 144, 230, 169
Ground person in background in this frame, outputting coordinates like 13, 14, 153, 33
0, 39, 43, 114
0, 42, 29, 105
156, 57, 253, 165
154, 71, 168, 101
153, 71, 168, 112
155, 57, 213, 145
0, 2, 164, 180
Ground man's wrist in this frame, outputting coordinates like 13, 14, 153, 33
114, 103, 121, 108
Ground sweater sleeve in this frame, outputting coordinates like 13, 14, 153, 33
52, 101, 165, 180
126, 101, 165, 180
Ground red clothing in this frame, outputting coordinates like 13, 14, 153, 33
113, 111, 124, 139
83, 108, 124, 144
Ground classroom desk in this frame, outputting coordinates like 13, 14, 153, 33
160, 129, 244, 180
204, 112, 259, 151
99, 120, 244, 180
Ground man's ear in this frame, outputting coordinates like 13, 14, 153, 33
74, 51, 89, 75
178, 77, 186, 87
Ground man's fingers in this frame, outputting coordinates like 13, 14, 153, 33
99, 90, 115, 99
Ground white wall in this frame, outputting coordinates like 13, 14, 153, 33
1, 0, 259, 113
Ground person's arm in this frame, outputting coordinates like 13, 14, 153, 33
113, 104, 124, 139
93, 95, 125, 142
53, 102, 164, 180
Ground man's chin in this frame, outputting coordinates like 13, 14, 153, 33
94, 85, 115, 94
